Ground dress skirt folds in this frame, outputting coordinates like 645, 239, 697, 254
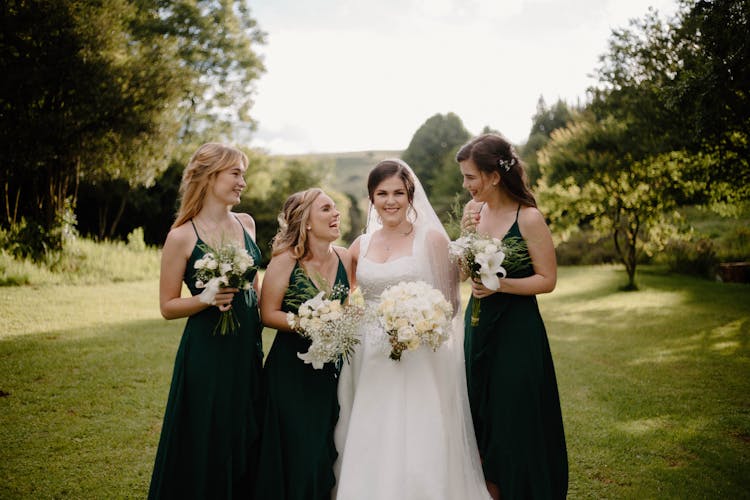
253, 258, 349, 500
148, 225, 264, 499
464, 220, 568, 499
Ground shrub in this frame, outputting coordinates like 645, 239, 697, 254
555, 230, 620, 265
716, 226, 750, 262
660, 237, 719, 278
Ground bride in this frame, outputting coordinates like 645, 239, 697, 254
334, 159, 490, 499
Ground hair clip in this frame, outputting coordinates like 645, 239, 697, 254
496, 156, 516, 173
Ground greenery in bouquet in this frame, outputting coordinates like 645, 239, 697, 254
285, 270, 361, 370
193, 241, 257, 335
448, 231, 529, 326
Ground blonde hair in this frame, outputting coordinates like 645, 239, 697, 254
172, 143, 249, 229
271, 188, 324, 259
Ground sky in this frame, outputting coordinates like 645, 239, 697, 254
247, 0, 680, 155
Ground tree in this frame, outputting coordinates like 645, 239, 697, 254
149, 0, 266, 142
401, 113, 470, 194
591, 0, 750, 204
520, 97, 573, 185
0, 0, 267, 256
0, 0, 185, 255
236, 154, 349, 264
539, 113, 698, 289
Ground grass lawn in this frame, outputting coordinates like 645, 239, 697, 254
1, 266, 748, 498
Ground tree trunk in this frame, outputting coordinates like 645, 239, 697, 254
107, 191, 129, 240
97, 202, 109, 241
613, 208, 639, 291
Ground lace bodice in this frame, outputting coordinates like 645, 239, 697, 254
356, 227, 430, 303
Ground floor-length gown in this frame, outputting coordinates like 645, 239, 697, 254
464, 212, 568, 499
334, 225, 490, 500
254, 255, 349, 500
149, 219, 264, 500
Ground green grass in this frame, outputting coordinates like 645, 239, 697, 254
0, 237, 161, 287
1, 266, 748, 498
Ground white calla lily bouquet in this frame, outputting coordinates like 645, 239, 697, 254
287, 282, 362, 370
194, 241, 257, 335
376, 281, 453, 361
449, 232, 529, 326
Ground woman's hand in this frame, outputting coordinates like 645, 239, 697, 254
214, 287, 239, 311
462, 201, 483, 232
470, 278, 499, 299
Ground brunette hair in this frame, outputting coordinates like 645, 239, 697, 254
455, 133, 537, 207
172, 143, 249, 229
366, 159, 419, 221
271, 188, 324, 259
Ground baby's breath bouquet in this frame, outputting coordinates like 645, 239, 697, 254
376, 281, 453, 361
286, 282, 362, 370
448, 231, 529, 326
194, 241, 257, 335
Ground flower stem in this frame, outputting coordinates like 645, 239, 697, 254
471, 298, 481, 326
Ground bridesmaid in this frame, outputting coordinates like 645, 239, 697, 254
149, 143, 264, 499
456, 133, 568, 499
255, 188, 353, 500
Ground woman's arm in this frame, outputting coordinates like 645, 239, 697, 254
159, 226, 238, 320
348, 236, 362, 290
258, 252, 297, 331
235, 212, 262, 298
470, 207, 557, 298
457, 201, 483, 282
334, 245, 355, 291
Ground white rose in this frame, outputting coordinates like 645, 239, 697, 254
397, 325, 416, 342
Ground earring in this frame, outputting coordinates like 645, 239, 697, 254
306, 226, 311, 230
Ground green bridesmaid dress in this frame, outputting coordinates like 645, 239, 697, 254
148, 218, 264, 500
464, 208, 568, 499
254, 254, 349, 500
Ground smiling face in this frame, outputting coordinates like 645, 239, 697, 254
210, 163, 247, 206
460, 158, 499, 203
307, 192, 341, 242
371, 175, 410, 227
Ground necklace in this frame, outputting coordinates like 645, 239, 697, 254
382, 223, 414, 253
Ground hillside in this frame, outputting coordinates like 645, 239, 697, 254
277, 150, 403, 199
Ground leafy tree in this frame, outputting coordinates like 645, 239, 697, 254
539, 113, 699, 289
520, 97, 573, 185
237, 155, 338, 264
149, 0, 266, 142
0, 0, 183, 255
428, 145, 469, 229
591, 0, 749, 204
1, 0, 267, 256
401, 113, 470, 194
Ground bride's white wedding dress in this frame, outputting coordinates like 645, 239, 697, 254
334, 223, 490, 500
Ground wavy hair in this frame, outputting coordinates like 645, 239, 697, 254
455, 133, 537, 208
172, 143, 249, 229
271, 188, 324, 259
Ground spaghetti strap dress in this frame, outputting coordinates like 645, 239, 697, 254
464, 207, 568, 499
148, 217, 264, 499
254, 255, 349, 500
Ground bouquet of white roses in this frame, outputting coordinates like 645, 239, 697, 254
194, 241, 257, 335
376, 281, 453, 361
448, 232, 528, 326
287, 283, 362, 370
